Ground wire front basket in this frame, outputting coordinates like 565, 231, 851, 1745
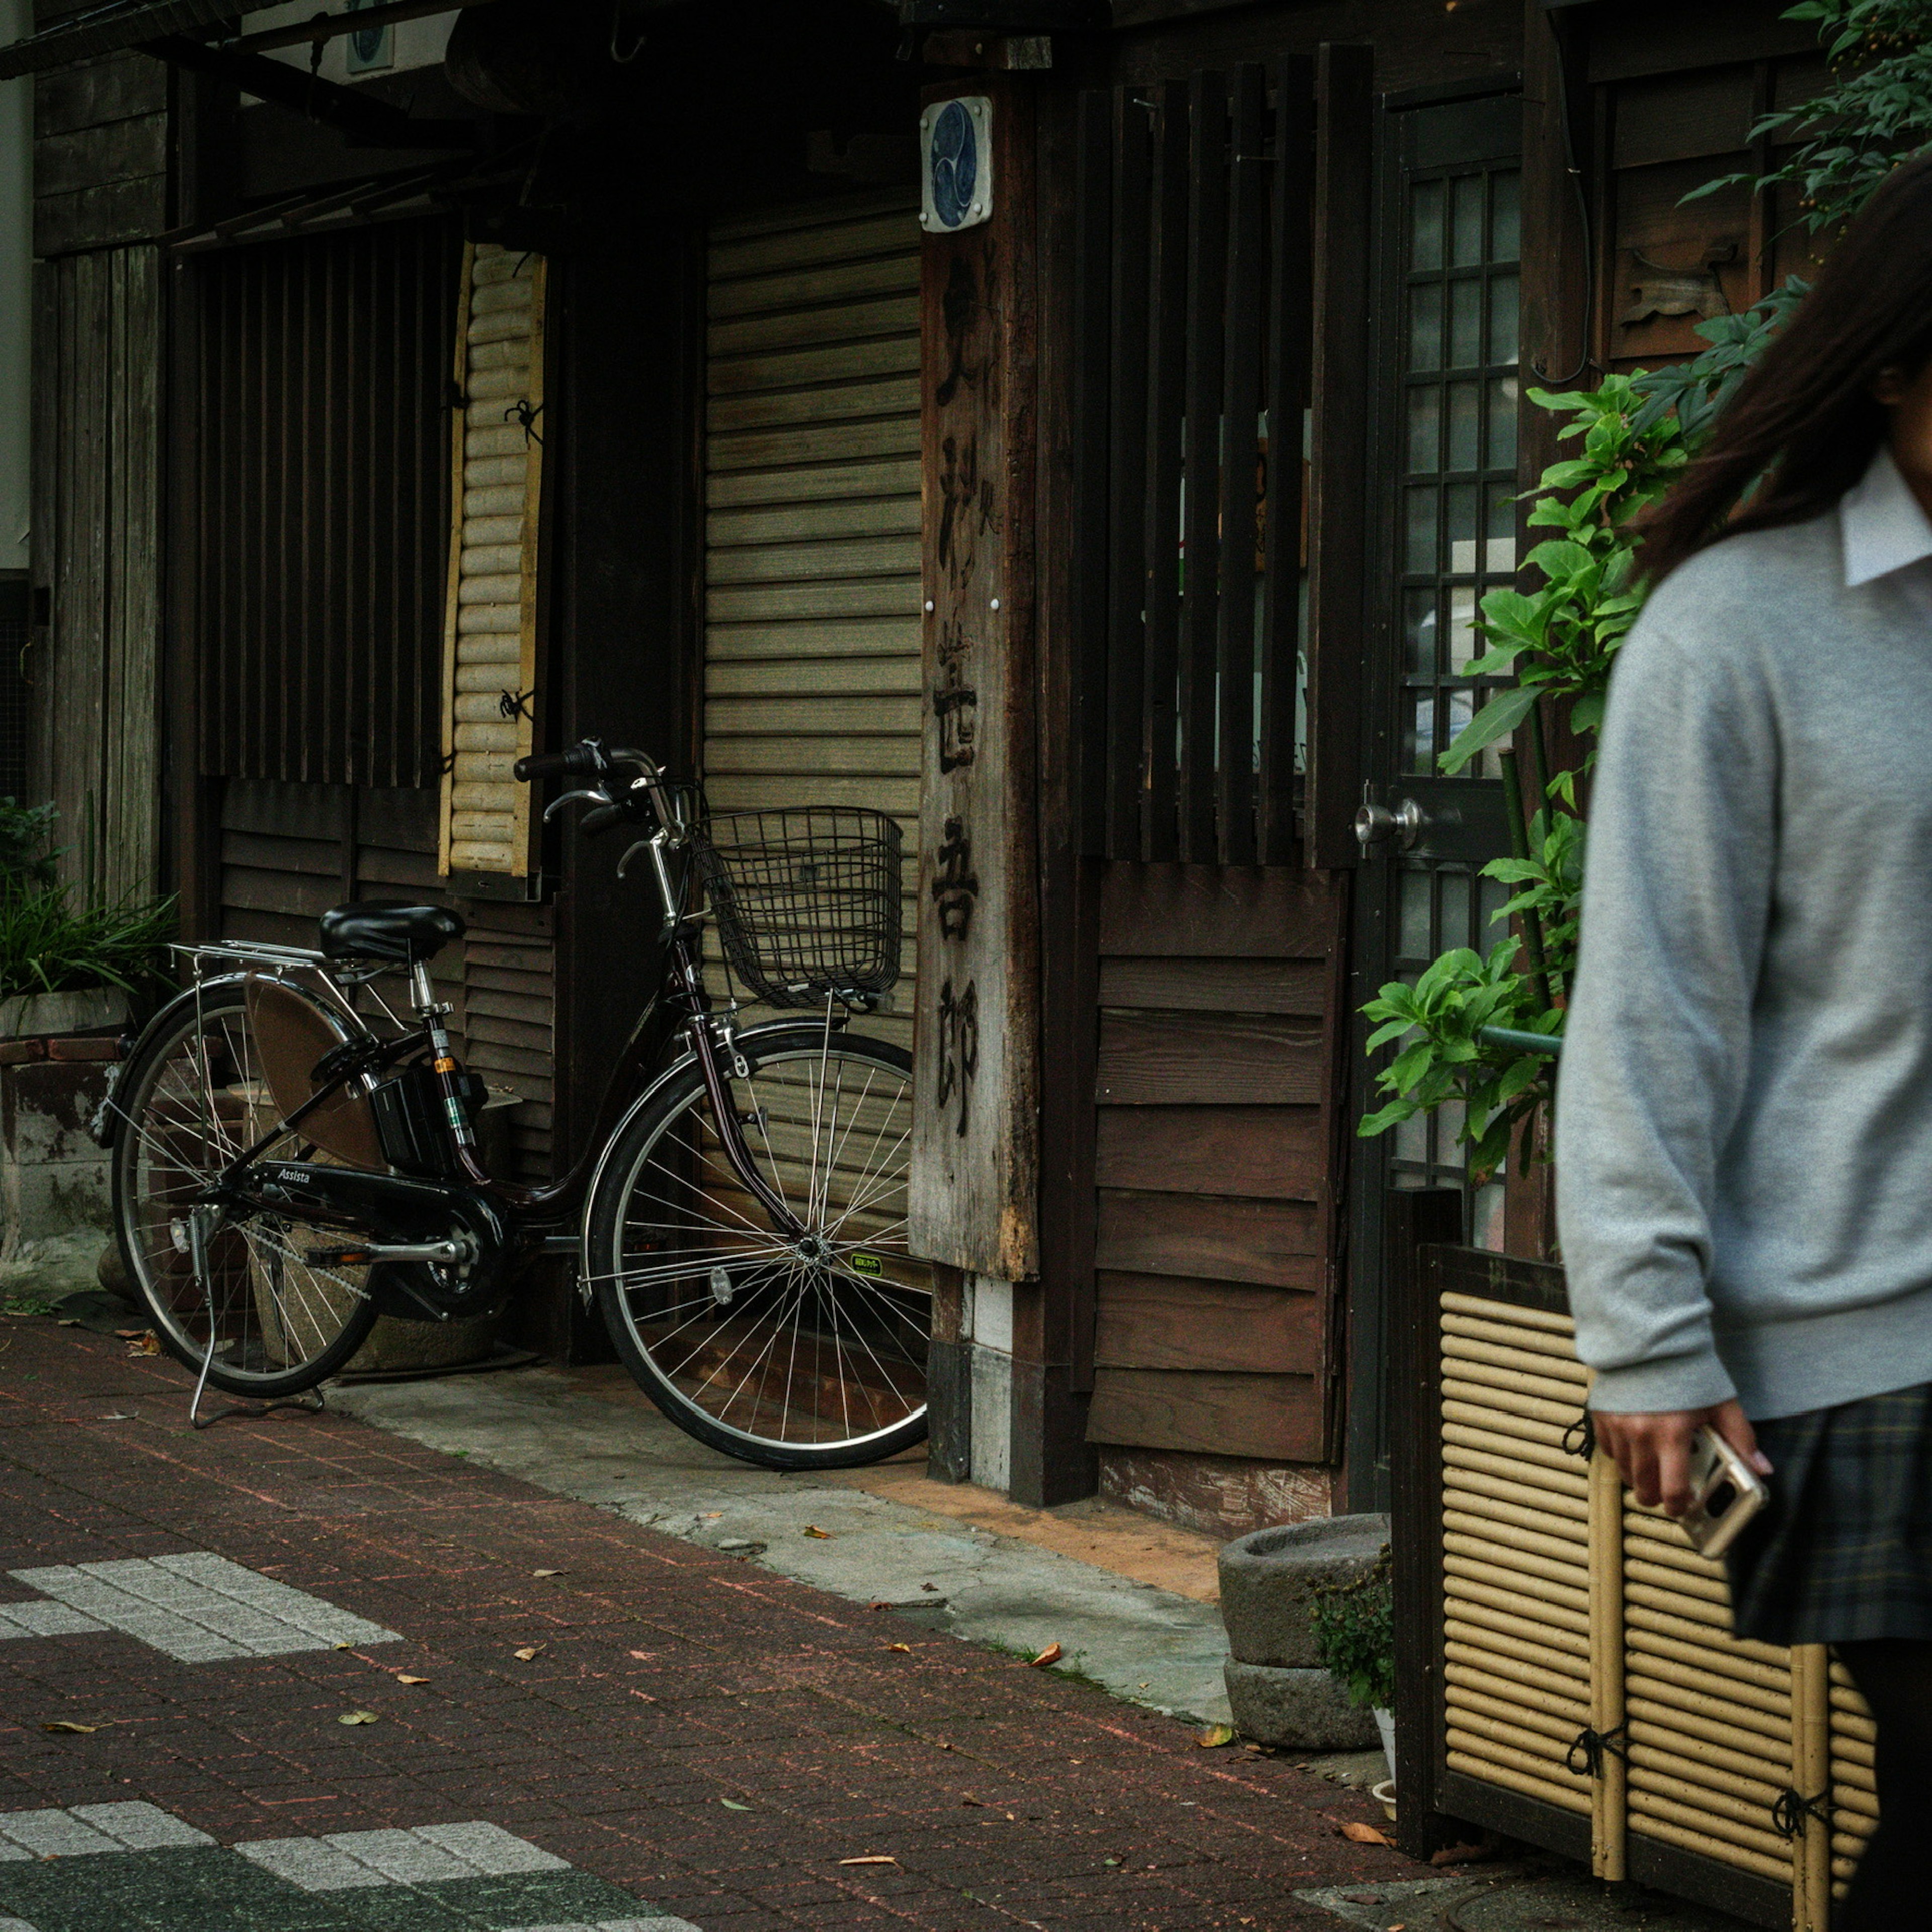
695, 808, 904, 1009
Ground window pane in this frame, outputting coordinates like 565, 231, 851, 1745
1473, 1181, 1507, 1251
1438, 1098, 1467, 1160
1405, 694, 1436, 774
1445, 481, 1479, 553
1439, 868, 1472, 944
1447, 381, 1481, 471
1451, 174, 1484, 267
1400, 869, 1433, 959
1479, 872, 1510, 933
1449, 278, 1483, 367
1486, 483, 1517, 573
1411, 179, 1446, 271
1410, 284, 1444, 372
1405, 590, 1438, 676
1487, 375, 1518, 468
1394, 1109, 1430, 1166
1406, 487, 1440, 572
1488, 272, 1520, 365
1447, 586, 1479, 672
1490, 171, 1520, 264
1408, 386, 1441, 473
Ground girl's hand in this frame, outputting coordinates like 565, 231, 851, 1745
1593, 1398, 1772, 1516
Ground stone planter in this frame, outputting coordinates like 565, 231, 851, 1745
0, 1031, 123, 1260
1217, 1512, 1389, 1750
0, 987, 129, 1039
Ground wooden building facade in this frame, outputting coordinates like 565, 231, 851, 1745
10, 0, 1824, 1528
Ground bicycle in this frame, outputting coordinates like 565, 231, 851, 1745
104, 741, 928, 1468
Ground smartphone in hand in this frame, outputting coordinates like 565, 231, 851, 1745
1679, 1426, 1769, 1557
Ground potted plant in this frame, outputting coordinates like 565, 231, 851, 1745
0, 802, 173, 1038
1311, 1547, 1397, 1804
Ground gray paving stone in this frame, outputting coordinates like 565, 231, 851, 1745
6, 1567, 246, 1663
0, 1601, 103, 1639
323, 1829, 478, 1885
150, 1552, 398, 1648
411, 1822, 570, 1876
232, 1835, 391, 1891
65, 1803, 214, 1851
0, 1916, 36, 1930
0, 1811, 123, 1859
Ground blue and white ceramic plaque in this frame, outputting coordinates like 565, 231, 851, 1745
920, 96, 994, 232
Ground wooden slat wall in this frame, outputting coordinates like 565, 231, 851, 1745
216, 777, 554, 1181
32, 244, 161, 899
189, 218, 456, 790
702, 190, 921, 1045
1085, 861, 1346, 1466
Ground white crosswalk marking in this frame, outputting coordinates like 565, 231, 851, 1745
5, 1554, 396, 1661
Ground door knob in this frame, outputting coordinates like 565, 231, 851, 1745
1354, 796, 1429, 856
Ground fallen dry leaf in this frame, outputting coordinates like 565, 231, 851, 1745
719, 1798, 750, 1811
885, 1642, 912, 1654
839, 1855, 897, 1866
1339, 1821, 1393, 1846
1026, 1643, 1063, 1668
920, 1581, 939, 1592
802, 1525, 833, 1539
396, 1675, 430, 1685
960, 1796, 984, 1808
1194, 1724, 1237, 1749
114, 1329, 143, 1339
1429, 1841, 1491, 1866
338, 1711, 379, 1726
123, 1332, 160, 1356
532, 1568, 563, 1578
513, 1646, 542, 1661
42, 1721, 98, 1734
628, 1649, 650, 1660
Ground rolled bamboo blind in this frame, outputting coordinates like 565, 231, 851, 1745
438, 240, 546, 880
1436, 1283, 1872, 1931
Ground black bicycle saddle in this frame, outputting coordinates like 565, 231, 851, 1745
318, 902, 466, 967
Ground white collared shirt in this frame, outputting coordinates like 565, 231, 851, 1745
1841, 443, 1932, 600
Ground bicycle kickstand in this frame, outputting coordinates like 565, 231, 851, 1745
184, 1204, 327, 1432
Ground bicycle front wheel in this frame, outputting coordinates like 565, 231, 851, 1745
585, 1027, 928, 1470
109, 981, 380, 1395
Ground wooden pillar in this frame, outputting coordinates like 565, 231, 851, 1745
912, 76, 1046, 1483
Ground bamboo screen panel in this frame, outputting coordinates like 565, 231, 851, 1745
1439, 1291, 1594, 1822
438, 241, 547, 882
1433, 1276, 1872, 1932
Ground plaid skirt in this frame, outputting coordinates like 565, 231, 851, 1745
1725, 1381, 1932, 1646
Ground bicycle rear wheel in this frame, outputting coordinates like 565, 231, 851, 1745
109, 981, 380, 1396
586, 1027, 928, 1470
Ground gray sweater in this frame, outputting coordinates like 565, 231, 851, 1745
1557, 479, 1932, 1419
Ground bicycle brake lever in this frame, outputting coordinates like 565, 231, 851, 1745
617, 840, 651, 878
542, 787, 610, 824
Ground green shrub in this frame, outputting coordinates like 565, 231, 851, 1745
1310, 1550, 1395, 1713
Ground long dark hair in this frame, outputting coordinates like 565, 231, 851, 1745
1639, 149, 1932, 587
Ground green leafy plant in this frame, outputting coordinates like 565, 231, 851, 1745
0, 799, 58, 889
1687, 0, 1932, 237
0, 878, 175, 1001
1310, 1552, 1396, 1713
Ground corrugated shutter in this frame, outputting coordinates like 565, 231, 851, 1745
702, 190, 921, 1035
439, 241, 547, 882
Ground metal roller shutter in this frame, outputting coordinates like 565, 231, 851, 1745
702, 189, 921, 1040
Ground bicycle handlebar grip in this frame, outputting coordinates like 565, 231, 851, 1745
513, 744, 603, 783
579, 802, 630, 838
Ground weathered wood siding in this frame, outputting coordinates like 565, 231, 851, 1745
31, 245, 161, 898
1085, 861, 1348, 1480
32, 46, 167, 258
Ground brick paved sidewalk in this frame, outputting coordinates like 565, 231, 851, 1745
0, 1318, 1413, 1931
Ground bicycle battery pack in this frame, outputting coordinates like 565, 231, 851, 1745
369, 1063, 485, 1179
